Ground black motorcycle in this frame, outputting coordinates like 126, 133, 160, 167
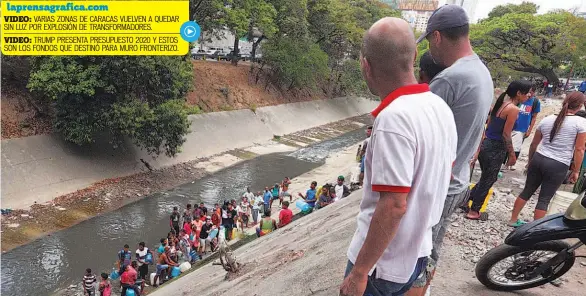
475, 192, 586, 291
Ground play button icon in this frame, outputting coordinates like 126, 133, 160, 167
180, 21, 201, 42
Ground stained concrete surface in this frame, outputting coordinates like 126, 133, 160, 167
1, 97, 378, 209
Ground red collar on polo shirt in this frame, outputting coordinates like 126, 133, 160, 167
371, 84, 430, 118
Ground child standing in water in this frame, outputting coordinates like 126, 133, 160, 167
98, 273, 111, 296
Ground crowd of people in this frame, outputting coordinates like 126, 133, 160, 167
340, 5, 586, 296
79, 5, 586, 296
81, 172, 355, 296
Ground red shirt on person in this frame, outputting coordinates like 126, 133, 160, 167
279, 208, 293, 227
212, 212, 221, 228
120, 266, 137, 285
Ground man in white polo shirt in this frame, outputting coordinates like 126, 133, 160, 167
340, 17, 457, 296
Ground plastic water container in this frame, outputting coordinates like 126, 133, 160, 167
171, 266, 181, 278
209, 228, 218, 239
150, 272, 160, 286
218, 226, 226, 241
547, 191, 578, 215
179, 261, 191, 273
110, 268, 120, 280
295, 199, 311, 212
145, 253, 153, 264
125, 289, 135, 296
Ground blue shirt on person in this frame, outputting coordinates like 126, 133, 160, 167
580, 81, 586, 92
513, 97, 540, 133
263, 191, 272, 205
305, 189, 317, 207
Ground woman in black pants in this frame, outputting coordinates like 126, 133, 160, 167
467, 80, 532, 220
509, 92, 586, 227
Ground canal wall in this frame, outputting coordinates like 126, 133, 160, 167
1, 97, 377, 209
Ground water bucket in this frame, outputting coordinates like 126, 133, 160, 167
110, 268, 120, 280
125, 289, 135, 296
295, 200, 310, 212
209, 228, 218, 239
145, 253, 153, 264
179, 262, 191, 273
547, 191, 578, 215
171, 266, 181, 278
150, 272, 160, 286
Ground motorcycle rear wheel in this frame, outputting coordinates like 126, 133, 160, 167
475, 240, 575, 291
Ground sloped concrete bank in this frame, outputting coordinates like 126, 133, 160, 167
1, 97, 377, 209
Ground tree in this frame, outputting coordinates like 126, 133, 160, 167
471, 9, 586, 88
221, 0, 276, 65
191, 0, 226, 41
485, 1, 538, 20
27, 56, 193, 157
306, 0, 399, 96
262, 37, 329, 91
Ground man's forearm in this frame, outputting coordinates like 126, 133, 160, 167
527, 117, 537, 135
351, 192, 407, 276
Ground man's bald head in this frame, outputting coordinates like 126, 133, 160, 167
361, 17, 416, 80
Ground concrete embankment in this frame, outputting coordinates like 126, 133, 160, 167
1, 97, 377, 209
151, 144, 363, 296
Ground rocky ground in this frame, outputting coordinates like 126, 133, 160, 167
0, 116, 368, 252
432, 97, 585, 295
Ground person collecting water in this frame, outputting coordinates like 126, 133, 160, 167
117, 244, 132, 275
466, 80, 532, 220
256, 209, 277, 237
169, 206, 180, 235
153, 246, 177, 287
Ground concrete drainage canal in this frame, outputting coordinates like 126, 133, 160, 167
1, 127, 367, 296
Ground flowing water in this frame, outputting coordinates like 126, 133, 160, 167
1, 128, 366, 296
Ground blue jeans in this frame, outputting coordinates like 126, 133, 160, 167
344, 257, 427, 296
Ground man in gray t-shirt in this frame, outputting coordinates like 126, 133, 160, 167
408, 4, 493, 294
430, 55, 493, 194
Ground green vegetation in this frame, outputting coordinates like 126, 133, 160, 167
27, 56, 193, 157
471, 2, 586, 88
9, 1, 586, 157
194, 0, 399, 96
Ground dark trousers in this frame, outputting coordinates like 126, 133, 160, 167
138, 264, 148, 280
469, 138, 507, 212
502, 151, 521, 165
344, 257, 427, 296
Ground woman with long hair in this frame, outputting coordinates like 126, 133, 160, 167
508, 92, 586, 227
467, 80, 532, 220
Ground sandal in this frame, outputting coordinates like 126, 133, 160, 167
508, 219, 527, 228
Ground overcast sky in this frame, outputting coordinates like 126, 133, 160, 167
440, 0, 586, 22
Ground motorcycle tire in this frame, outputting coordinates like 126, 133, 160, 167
475, 240, 575, 291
